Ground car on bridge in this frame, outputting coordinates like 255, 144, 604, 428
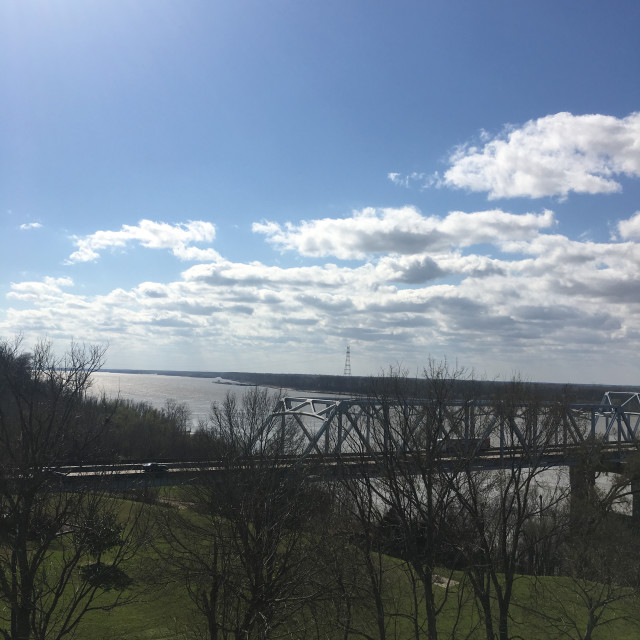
142, 462, 170, 474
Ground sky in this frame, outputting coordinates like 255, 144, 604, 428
2, 1, 640, 384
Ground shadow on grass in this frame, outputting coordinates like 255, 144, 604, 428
80, 563, 133, 591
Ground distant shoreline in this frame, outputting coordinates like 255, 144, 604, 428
100, 369, 349, 397
99, 369, 639, 403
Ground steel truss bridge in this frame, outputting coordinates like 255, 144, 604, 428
33, 391, 640, 490
257, 391, 640, 462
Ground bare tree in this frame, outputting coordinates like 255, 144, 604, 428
0, 337, 147, 640
331, 474, 399, 640
528, 445, 640, 640
529, 509, 640, 640
338, 361, 475, 640
157, 387, 327, 640
448, 379, 570, 640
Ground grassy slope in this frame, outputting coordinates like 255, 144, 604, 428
77, 556, 640, 640
7, 495, 638, 640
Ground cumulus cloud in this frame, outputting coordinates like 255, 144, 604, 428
19, 222, 42, 230
443, 112, 640, 199
6, 188, 640, 380
254, 206, 555, 259
67, 219, 219, 263
8, 276, 74, 301
5, 214, 640, 381
618, 211, 640, 240
182, 259, 370, 291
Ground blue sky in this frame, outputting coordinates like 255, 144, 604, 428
2, 1, 640, 383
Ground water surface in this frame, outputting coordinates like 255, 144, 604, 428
90, 372, 267, 426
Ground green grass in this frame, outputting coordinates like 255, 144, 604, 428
4, 495, 640, 639
79, 581, 194, 640
73, 558, 640, 640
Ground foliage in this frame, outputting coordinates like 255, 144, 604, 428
100, 398, 194, 461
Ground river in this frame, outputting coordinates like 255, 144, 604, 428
90, 371, 276, 427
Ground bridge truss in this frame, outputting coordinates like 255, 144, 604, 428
258, 392, 640, 460
37, 392, 640, 491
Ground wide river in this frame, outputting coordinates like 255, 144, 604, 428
90, 372, 289, 427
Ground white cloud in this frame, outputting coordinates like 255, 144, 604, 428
387, 171, 437, 189
443, 112, 640, 199
19, 222, 42, 230
618, 211, 640, 240
5, 203, 640, 381
8, 276, 79, 306
5, 215, 640, 381
172, 245, 221, 261
67, 219, 219, 263
387, 172, 402, 184
254, 206, 555, 259
9, 276, 74, 298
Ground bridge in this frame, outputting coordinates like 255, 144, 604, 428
37, 392, 640, 508
255, 391, 640, 458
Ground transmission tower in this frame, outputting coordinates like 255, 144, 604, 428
343, 345, 351, 376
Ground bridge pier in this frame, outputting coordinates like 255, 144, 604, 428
596, 460, 640, 520
571, 462, 640, 521
569, 465, 596, 523
633, 478, 640, 521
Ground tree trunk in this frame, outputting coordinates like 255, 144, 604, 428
418, 566, 438, 640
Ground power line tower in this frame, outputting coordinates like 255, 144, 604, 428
343, 345, 351, 376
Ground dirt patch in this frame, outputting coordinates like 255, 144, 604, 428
158, 497, 192, 510
433, 574, 459, 589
